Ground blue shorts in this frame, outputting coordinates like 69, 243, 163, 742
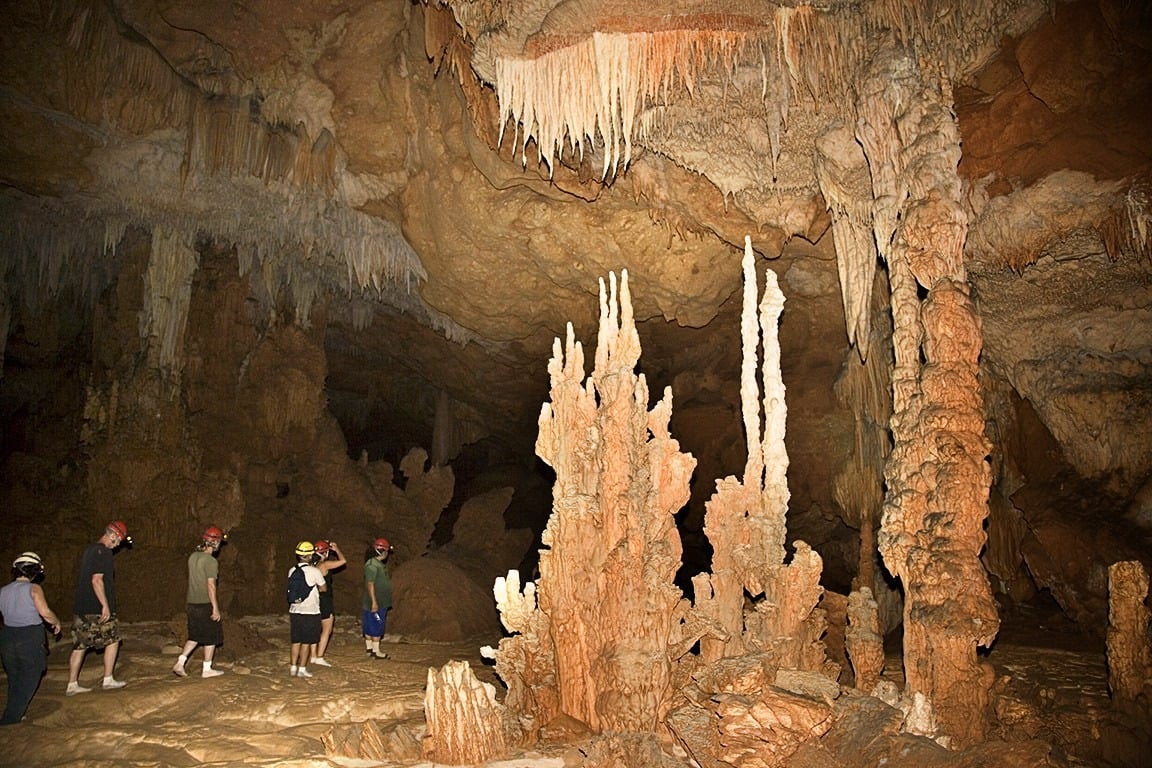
362, 608, 387, 638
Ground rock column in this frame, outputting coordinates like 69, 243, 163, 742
856, 51, 1000, 747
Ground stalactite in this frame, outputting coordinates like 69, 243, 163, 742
1124, 181, 1151, 262
140, 226, 199, 383
815, 122, 878, 353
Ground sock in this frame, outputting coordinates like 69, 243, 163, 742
365, 638, 373, 651
290, 665, 298, 675
177, 654, 188, 666
202, 661, 212, 672
371, 639, 380, 653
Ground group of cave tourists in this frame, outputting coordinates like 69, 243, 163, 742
0, 521, 394, 725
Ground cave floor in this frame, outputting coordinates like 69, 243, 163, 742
0, 607, 1143, 767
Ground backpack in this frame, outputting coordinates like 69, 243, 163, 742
287, 565, 313, 605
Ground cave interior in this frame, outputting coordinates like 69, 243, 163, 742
2, 0, 1151, 765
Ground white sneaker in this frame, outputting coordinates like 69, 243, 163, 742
296, 667, 313, 678
172, 663, 188, 678
66, 682, 91, 696
311, 657, 332, 667
370, 650, 390, 659
102, 678, 126, 690
289, 665, 298, 677
202, 667, 224, 678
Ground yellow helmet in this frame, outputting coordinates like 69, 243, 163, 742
294, 541, 316, 557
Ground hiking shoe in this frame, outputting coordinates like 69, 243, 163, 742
102, 678, 126, 690
66, 682, 91, 696
312, 657, 332, 667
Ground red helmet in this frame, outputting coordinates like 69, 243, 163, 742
203, 525, 224, 542
373, 537, 391, 552
107, 521, 128, 539
314, 540, 330, 555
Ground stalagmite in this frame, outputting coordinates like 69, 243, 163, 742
422, 660, 509, 764
668, 237, 832, 768
694, 236, 826, 670
845, 586, 885, 692
1106, 560, 1152, 703
482, 269, 696, 737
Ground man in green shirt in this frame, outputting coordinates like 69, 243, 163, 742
172, 526, 225, 678
362, 537, 392, 660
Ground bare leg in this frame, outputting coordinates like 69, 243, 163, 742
317, 616, 334, 657
68, 648, 86, 684
101, 641, 120, 678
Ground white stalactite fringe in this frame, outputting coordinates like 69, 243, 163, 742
497, 27, 756, 179
489, 0, 1034, 180
41, 0, 425, 319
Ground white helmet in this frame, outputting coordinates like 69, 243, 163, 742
13, 551, 44, 579
13, 551, 42, 568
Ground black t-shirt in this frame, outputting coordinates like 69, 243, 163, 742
73, 543, 115, 615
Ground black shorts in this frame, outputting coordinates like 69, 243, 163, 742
289, 613, 321, 644
187, 603, 224, 646
319, 593, 334, 620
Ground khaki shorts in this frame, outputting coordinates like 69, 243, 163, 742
72, 614, 121, 650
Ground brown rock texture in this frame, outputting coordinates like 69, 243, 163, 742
1106, 561, 1152, 703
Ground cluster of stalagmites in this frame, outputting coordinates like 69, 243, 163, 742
417, 244, 878, 767
413, 251, 1151, 767
411, 258, 1148, 768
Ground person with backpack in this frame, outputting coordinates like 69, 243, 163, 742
287, 541, 326, 678
1, 552, 61, 725
172, 525, 226, 679
310, 540, 346, 668
362, 537, 393, 660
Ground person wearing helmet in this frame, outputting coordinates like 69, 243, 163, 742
1, 552, 62, 725
362, 537, 393, 660
172, 526, 226, 679
310, 540, 346, 668
287, 541, 326, 678
67, 521, 130, 695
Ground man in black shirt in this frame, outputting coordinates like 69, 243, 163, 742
66, 521, 129, 695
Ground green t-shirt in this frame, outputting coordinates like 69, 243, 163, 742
363, 557, 392, 611
187, 549, 219, 604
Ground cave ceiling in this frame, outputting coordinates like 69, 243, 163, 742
2, 0, 1151, 565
